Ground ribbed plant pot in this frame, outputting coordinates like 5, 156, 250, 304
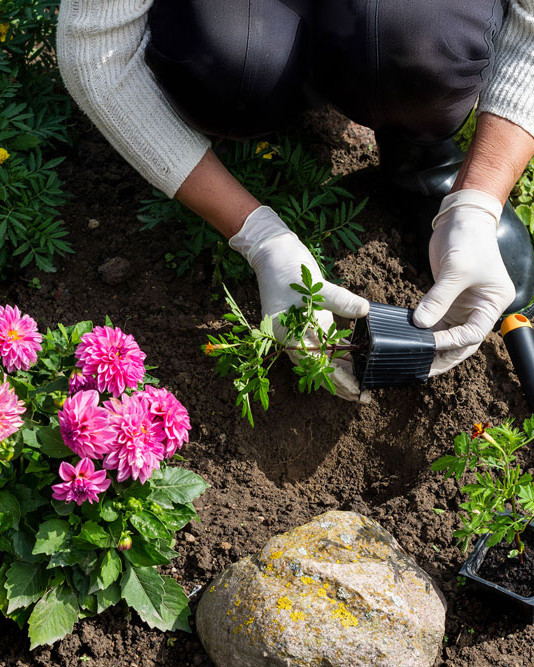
459, 525, 534, 622
351, 302, 435, 390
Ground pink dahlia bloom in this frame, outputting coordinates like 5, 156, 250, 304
52, 458, 111, 505
103, 393, 165, 484
75, 326, 146, 397
0, 305, 42, 372
59, 390, 115, 459
138, 385, 191, 457
0, 381, 25, 440
68, 367, 97, 394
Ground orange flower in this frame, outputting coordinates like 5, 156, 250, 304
472, 422, 490, 440
204, 342, 215, 356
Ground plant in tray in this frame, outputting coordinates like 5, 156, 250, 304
204, 265, 363, 426
432, 417, 534, 608
0, 306, 208, 649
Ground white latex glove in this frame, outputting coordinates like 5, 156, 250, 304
413, 189, 515, 377
229, 206, 370, 401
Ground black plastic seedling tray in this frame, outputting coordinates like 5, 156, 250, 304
351, 302, 435, 390
459, 529, 534, 622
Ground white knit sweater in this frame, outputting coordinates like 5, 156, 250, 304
57, 1, 534, 200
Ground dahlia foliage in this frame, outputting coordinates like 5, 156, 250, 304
0, 308, 207, 650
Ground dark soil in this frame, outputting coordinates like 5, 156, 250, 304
1, 105, 534, 666
479, 530, 534, 598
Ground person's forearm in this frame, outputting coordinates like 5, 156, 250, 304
175, 149, 260, 238
451, 112, 534, 205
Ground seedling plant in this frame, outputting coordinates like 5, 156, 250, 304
204, 265, 363, 426
432, 418, 534, 563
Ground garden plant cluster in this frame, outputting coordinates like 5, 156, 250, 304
0, 0, 72, 274
0, 304, 207, 649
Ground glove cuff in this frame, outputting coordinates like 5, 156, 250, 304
432, 189, 503, 230
228, 205, 296, 263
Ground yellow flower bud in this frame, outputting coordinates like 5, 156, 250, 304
0, 24, 10, 42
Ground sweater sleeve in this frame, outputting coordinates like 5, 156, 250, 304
478, 0, 534, 138
56, 0, 211, 198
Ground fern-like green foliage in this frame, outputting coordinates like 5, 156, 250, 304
0, 1, 73, 274
137, 136, 367, 284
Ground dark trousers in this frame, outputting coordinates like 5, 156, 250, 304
146, 0, 506, 141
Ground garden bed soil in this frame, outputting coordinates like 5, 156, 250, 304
1, 106, 534, 666
478, 530, 534, 599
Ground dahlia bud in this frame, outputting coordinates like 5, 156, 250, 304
148, 501, 163, 515
118, 533, 132, 551
53, 394, 67, 408
0, 440, 15, 462
126, 497, 143, 512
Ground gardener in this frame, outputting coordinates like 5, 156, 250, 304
56, 0, 534, 401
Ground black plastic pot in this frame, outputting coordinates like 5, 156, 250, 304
350, 302, 435, 390
459, 527, 534, 622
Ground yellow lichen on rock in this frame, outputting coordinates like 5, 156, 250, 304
196, 511, 446, 667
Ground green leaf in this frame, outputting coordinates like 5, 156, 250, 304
98, 550, 122, 590
524, 415, 534, 439
36, 426, 71, 458
11, 530, 45, 563
95, 582, 121, 614
433, 508, 446, 515
148, 468, 209, 508
5, 562, 49, 613
28, 586, 79, 650
100, 499, 120, 522
157, 576, 191, 632
48, 549, 97, 572
0, 491, 21, 532
120, 564, 165, 628
122, 537, 172, 567
74, 521, 112, 549
32, 519, 71, 555
130, 511, 171, 541
160, 504, 198, 532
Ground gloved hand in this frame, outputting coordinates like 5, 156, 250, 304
413, 189, 515, 376
229, 205, 370, 401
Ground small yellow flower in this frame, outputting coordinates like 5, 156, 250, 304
255, 141, 276, 160
0, 23, 10, 43
0, 148, 10, 165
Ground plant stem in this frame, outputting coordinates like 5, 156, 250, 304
510, 495, 525, 564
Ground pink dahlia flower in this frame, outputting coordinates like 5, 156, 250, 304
0, 381, 25, 441
75, 326, 146, 397
59, 390, 115, 459
0, 305, 42, 372
138, 385, 191, 457
68, 367, 97, 394
52, 457, 111, 505
103, 393, 165, 484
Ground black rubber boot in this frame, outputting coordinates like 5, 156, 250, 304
377, 131, 534, 317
